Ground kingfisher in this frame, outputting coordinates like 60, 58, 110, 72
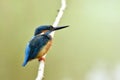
22, 25, 69, 66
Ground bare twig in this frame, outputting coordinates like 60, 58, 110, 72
35, 0, 67, 80
51, 0, 67, 37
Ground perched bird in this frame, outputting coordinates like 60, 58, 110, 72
22, 25, 69, 66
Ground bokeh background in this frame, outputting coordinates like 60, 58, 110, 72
0, 0, 120, 80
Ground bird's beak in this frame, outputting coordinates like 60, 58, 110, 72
53, 25, 69, 31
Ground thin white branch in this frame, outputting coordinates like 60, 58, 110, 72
52, 0, 66, 27
51, 0, 67, 38
35, 60, 45, 80
36, 55, 46, 80
35, 0, 67, 80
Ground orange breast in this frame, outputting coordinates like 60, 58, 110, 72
37, 40, 52, 58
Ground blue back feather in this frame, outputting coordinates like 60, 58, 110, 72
22, 43, 30, 66
22, 31, 52, 66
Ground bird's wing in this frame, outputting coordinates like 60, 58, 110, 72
28, 35, 51, 59
22, 34, 51, 66
22, 42, 31, 66
29, 35, 47, 56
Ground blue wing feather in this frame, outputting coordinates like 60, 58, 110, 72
22, 43, 31, 66
22, 34, 51, 66
28, 35, 50, 59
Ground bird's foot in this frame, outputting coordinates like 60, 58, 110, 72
38, 57, 46, 62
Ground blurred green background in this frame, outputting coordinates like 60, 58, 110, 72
0, 0, 120, 80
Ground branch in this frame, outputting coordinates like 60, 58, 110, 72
51, 0, 67, 38
35, 0, 67, 80
35, 55, 46, 80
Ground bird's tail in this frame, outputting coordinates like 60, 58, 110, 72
22, 57, 29, 67
22, 61, 27, 67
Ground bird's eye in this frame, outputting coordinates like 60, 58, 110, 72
49, 25, 54, 31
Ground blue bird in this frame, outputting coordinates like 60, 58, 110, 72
22, 25, 69, 66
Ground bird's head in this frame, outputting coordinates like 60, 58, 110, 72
34, 25, 69, 36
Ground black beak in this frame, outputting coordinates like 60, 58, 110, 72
53, 25, 69, 31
